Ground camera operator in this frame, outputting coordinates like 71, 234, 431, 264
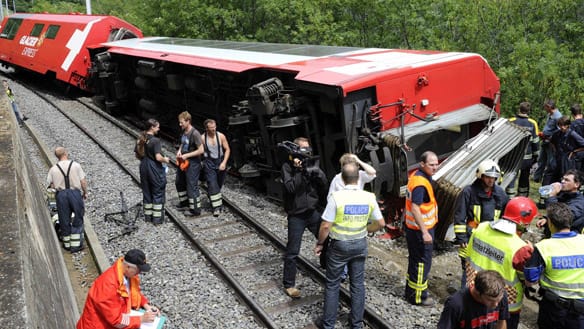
281, 137, 328, 298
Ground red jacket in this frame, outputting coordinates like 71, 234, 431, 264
77, 258, 149, 329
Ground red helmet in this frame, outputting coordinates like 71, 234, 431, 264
502, 196, 538, 225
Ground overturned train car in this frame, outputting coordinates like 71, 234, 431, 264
88, 38, 528, 239
0, 13, 142, 90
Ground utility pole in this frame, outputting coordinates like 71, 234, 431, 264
86, 0, 92, 15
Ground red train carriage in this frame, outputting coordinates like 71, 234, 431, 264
87, 38, 526, 239
0, 13, 142, 90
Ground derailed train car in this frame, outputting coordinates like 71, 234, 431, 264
0, 13, 142, 90
84, 38, 527, 239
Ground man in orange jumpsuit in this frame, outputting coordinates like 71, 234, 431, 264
77, 249, 160, 329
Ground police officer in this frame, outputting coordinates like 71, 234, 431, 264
315, 162, 384, 328
404, 151, 439, 307
466, 197, 538, 329
453, 159, 509, 288
507, 102, 539, 197
46, 147, 88, 252
136, 119, 170, 224
524, 202, 584, 329
202, 119, 230, 217
175, 111, 204, 216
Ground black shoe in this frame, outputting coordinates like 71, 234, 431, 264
175, 202, 189, 210
22, 116, 28, 121
70, 246, 85, 253
184, 209, 201, 217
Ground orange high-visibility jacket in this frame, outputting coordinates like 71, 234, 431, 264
77, 258, 149, 329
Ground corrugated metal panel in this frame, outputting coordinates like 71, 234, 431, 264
432, 118, 532, 240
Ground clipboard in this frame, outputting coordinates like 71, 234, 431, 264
130, 309, 167, 329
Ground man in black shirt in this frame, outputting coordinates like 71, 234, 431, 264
281, 137, 327, 298
438, 270, 509, 329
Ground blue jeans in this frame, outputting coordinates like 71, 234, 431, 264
283, 210, 321, 288
323, 238, 367, 329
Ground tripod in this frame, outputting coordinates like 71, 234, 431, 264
105, 191, 142, 242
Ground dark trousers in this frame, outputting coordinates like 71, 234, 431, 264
283, 209, 322, 288
538, 297, 584, 329
140, 157, 167, 222
204, 157, 225, 209
140, 158, 167, 204
405, 226, 434, 304
175, 159, 201, 210
56, 189, 85, 248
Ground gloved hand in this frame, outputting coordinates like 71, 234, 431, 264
530, 162, 539, 176
525, 283, 543, 302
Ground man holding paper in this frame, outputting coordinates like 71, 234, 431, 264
77, 249, 160, 329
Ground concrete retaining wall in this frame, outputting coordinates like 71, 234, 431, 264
0, 101, 78, 328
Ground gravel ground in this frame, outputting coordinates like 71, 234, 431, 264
12, 79, 539, 329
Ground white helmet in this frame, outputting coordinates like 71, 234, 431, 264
476, 159, 501, 179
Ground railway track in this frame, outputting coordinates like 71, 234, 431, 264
22, 85, 397, 328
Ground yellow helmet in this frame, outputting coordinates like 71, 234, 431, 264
476, 159, 501, 179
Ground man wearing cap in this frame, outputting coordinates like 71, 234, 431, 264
77, 249, 160, 329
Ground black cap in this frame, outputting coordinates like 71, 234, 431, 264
124, 249, 151, 272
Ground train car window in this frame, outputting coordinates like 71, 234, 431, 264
45, 25, 60, 39
0, 18, 23, 40
30, 24, 45, 37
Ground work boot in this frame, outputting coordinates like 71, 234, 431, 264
213, 208, 221, 217
175, 201, 189, 210
184, 209, 201, 217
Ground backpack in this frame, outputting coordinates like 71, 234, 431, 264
135, 134, 147, 159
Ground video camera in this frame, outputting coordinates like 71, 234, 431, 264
277, 140, 320, 175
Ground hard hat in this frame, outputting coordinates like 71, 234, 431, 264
476, 159, 501, 179
502, 196, 538, 225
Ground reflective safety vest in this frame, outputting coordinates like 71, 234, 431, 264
405, 172, 438, 230
330, 189, 376, 240
536, 234, 584, 299
467, 222, 527, 312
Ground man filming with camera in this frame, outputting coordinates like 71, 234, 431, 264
281, 137, 328, 298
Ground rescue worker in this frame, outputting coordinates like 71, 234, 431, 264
135, 119, 170, 224
2, 79, 27, 126
404, 151, 439, 307
507, 101, 539, 197
175, 111, 204, 216
46, 147, 88, 253
524, 202, 584, 329
438, 270, 509, 329
550, 116, 584, 179
533, 99, 562, 186
281, 137, 328, 298
536, 169, 584, 235
77, 249, 160, 329
315, 162, 384, 328
453, 159, 509, 288
569, 104, 584, 171
202, 119, 230, 217
465, 196, 538, 329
